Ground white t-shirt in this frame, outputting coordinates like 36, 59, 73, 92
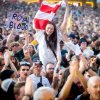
29, 74, 51, 89
65, 41, 94, 58
34, 30, 62, 68
82, 47, 94, 58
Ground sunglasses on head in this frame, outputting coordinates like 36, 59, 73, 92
12, 44, 19, 47
20, 61, 31, 67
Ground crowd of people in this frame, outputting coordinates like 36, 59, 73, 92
0, 0, 100, 100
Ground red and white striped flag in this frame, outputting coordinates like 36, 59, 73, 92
33, 1, 63, 30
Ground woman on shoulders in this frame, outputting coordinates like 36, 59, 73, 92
34, 0, 69, 69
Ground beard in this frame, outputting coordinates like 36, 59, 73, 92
46, 73, 53, 84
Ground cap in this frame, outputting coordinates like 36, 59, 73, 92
0, 69, 14, 81
79, 38, 87, 44
68, 34, 75, 39
33, 60, 43, 66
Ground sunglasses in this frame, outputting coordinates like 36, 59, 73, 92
12, 44, 19, 47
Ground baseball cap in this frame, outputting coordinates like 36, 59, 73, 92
79, 38, 87, 44
33, 60, 43, 66
68, 34, 75, 39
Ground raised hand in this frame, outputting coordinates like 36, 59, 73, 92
70, 56, 79, 75
63, 0, 68, 5
4, 49, 11, 59
79, 55, 89, 73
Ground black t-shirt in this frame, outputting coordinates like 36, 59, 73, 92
67, 83, 81, 100
58, 83, 82, 100
0, 82, 16, 100
92, 47, 99, 55
0, 86, 7, 100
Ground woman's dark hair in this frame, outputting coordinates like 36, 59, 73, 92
44, 21, 57, 50
0, 28, 2, 34
14, 35, 19, 41
96, 57, 100, 68
59, 68, 70, 91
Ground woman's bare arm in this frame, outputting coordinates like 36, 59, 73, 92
60, 0, 69, 34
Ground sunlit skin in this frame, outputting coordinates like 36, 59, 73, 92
18, 86, 25, 100
58, 69, 65, 81
33, 64, 42, 76
35, 91, 54, 100
10, 56, 16, 63
23, 49, 29, 57
46, 63, 54, 77
27, 45, 35, 55
19, 66, 30, 80
80, 42, 87, 50
45, 24, 54, 37
11, 44, 20, 53
84, 72, 91, 81
87, 77, 100, 100
89, 57, 98, 66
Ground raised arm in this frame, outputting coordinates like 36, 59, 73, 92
79, 55, 98, 76
58, 57, 78, 100
2, 49, 17, 73
24, 77, 36, 99
60, 0, 69, 34
6, 29, 15, 47
58, 74, 74, 100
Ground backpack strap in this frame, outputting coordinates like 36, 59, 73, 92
40, 76, 42, 83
